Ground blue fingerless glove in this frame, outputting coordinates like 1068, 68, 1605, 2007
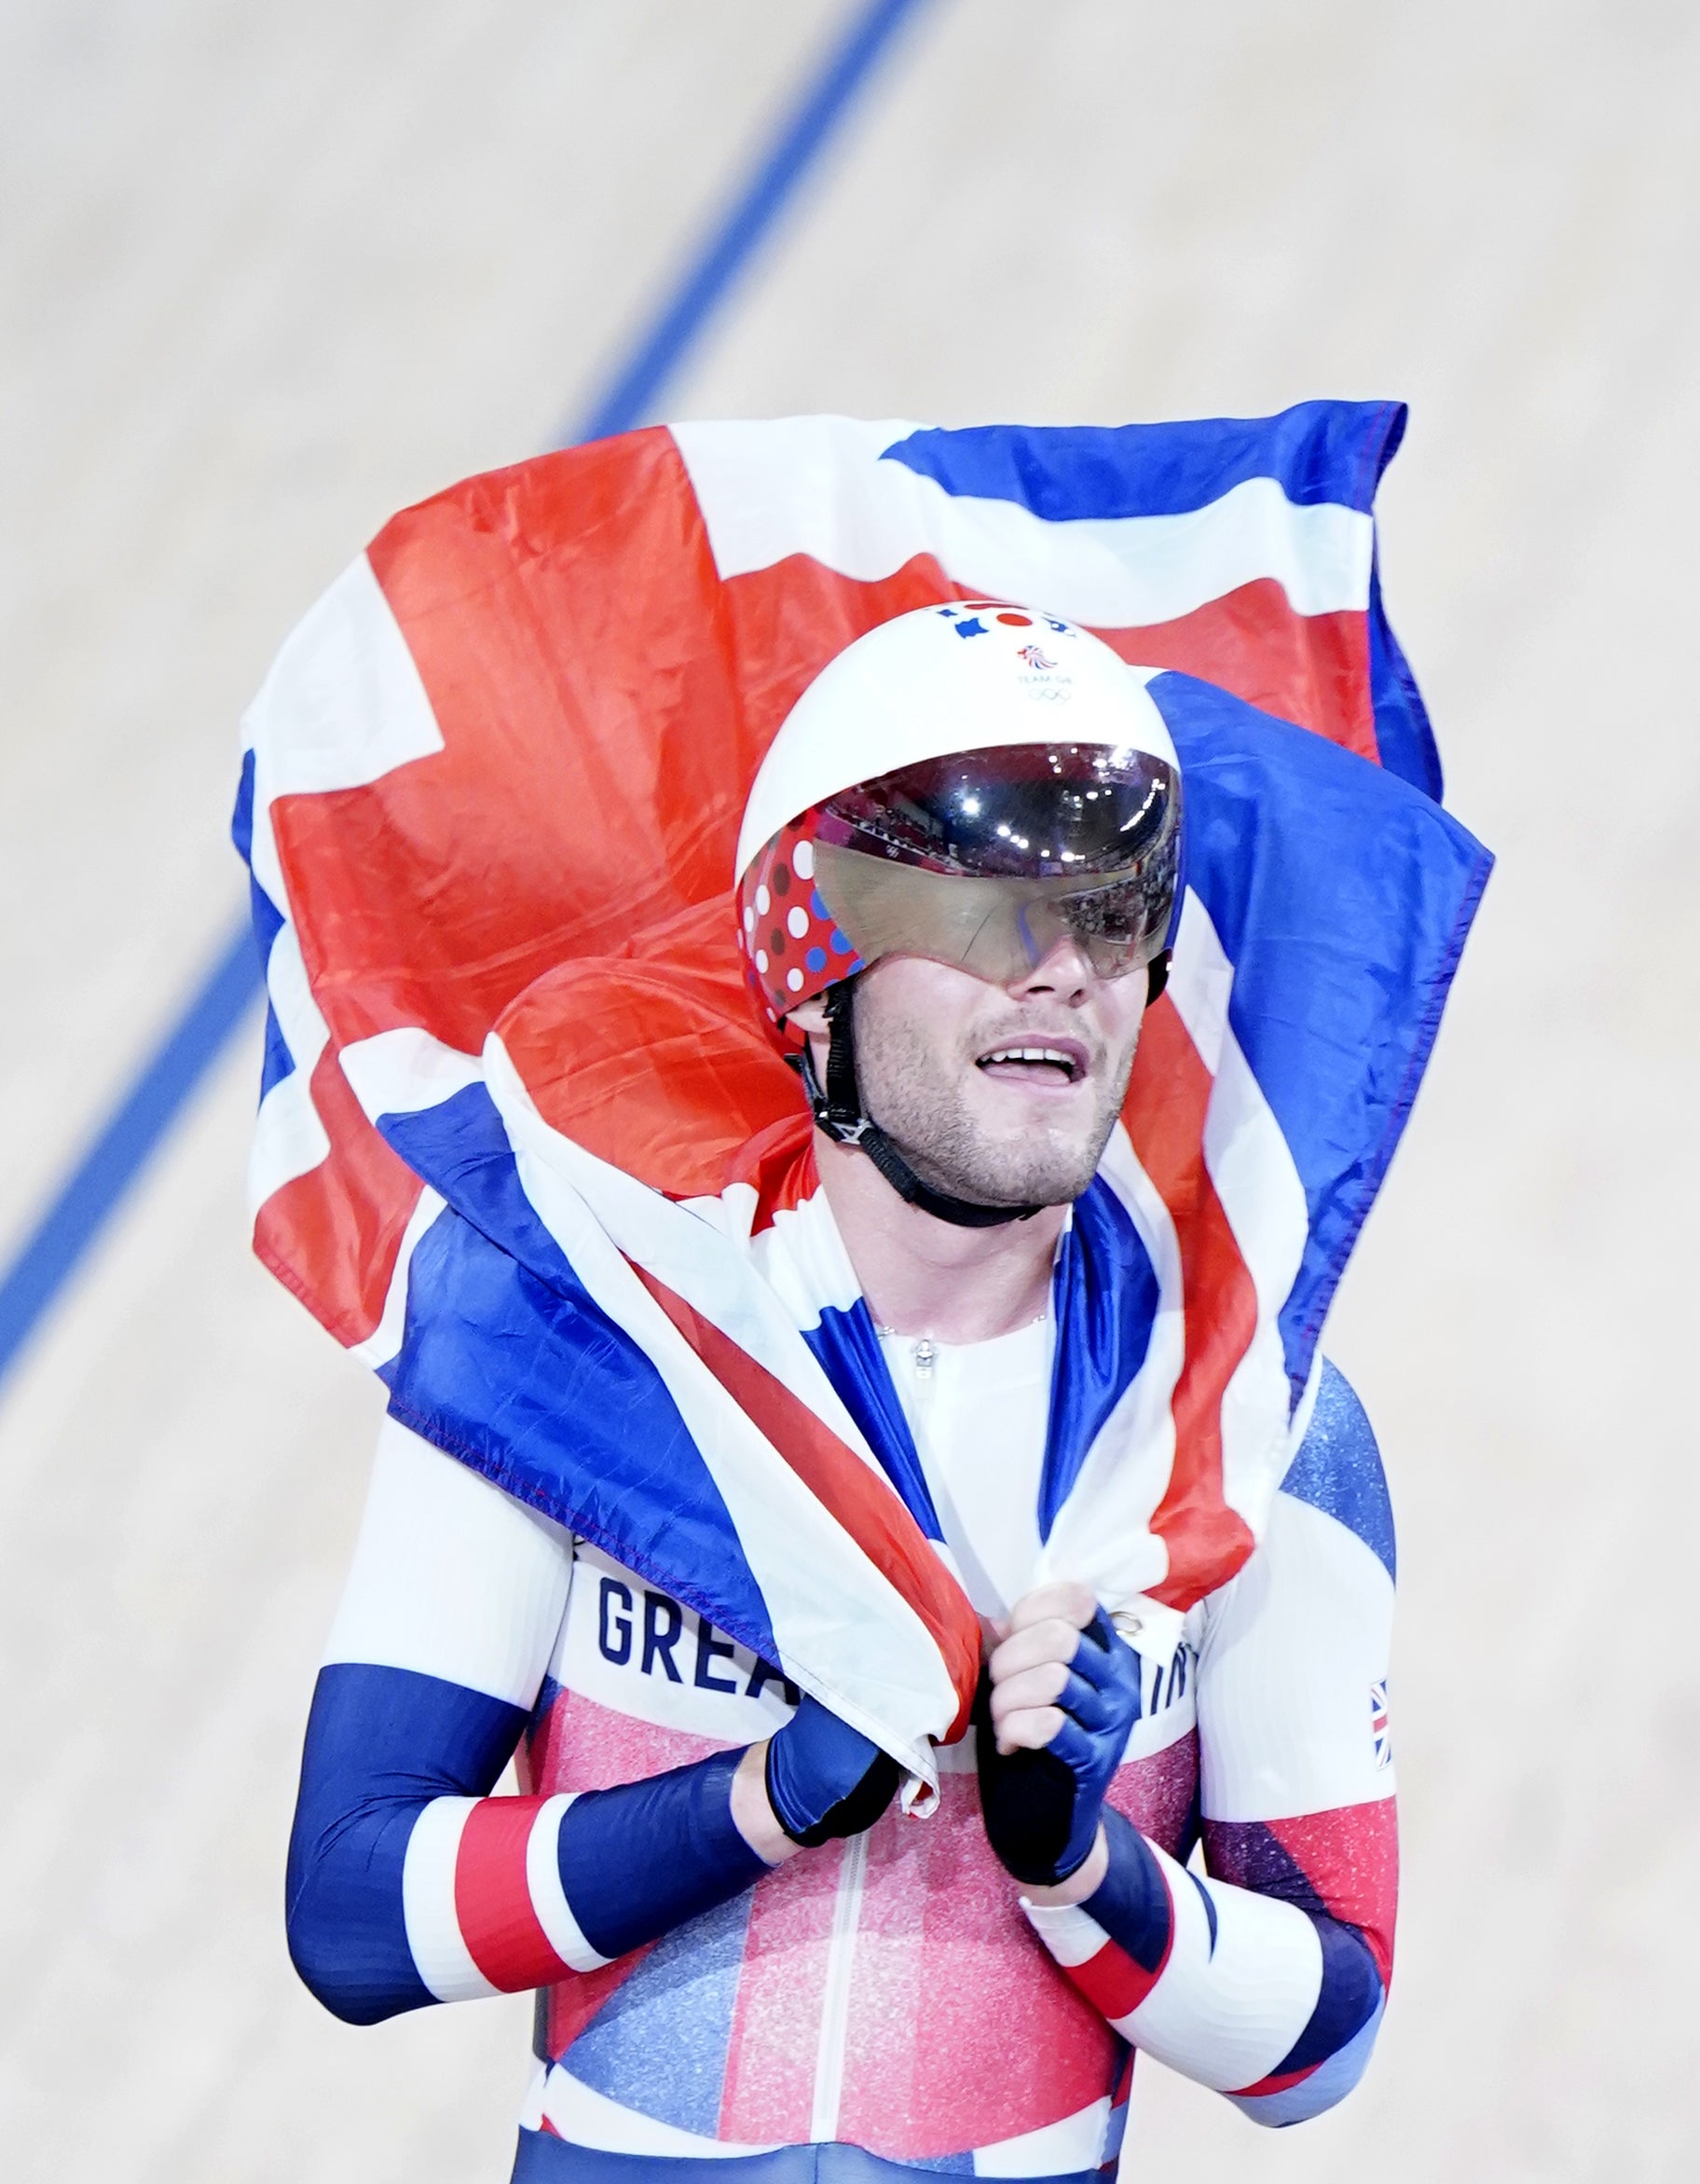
977, 1606, 1144, 1886
764, 1693, 901, 1847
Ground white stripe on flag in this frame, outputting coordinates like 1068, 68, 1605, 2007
498, 1089, 880, 1471
246, 909, 336, 1216
747, 1188, 862, 1325
673, 416, 1373, 627
348, 1186, 446, 1370
401, 1796, 501, 2003
249, 1066, 330, 1218
240, 553, 444, 807
1168, 897, 1310, 1531
526, 1794, 613, 1974
339, 1026, 486, 1126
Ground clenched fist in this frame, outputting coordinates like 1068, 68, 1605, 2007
977, 1582, 1143, 1892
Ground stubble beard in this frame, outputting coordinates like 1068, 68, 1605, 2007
854, 998, 1141, 1209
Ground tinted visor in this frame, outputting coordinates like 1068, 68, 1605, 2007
812, 742, 1179, 983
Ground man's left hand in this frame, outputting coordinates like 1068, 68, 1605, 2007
977, 1581, 1143, 1892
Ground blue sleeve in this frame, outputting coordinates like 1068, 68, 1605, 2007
285, 1662, 764, 2025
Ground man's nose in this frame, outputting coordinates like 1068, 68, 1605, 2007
1007, 935, 1095, 1003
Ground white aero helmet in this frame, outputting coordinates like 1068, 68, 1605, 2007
735, 601, 1184, 1227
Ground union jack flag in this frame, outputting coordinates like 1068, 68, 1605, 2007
233, 407, 1488, 1777
1371, 1679, 1392, 1769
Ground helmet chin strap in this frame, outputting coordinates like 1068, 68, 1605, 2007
794, 981, 1040, 1229
792, 957, 1172, 1231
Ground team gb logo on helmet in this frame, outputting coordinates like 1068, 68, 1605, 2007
934, 600, 1076, 700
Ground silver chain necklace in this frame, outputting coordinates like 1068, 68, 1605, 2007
874, 1305, 1049, 1377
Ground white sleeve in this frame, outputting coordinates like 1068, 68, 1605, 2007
323, 1415, 575, 1709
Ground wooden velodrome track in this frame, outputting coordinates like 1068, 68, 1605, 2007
3, 3, 1697, 2176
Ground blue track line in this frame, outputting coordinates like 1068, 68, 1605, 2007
569, 0, 928, 446
0, 0, 935, 1397
0, 927, 261, 1389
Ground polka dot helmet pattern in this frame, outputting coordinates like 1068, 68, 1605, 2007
737, 817, 864, 1047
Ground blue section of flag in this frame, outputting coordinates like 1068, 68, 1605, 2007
248, 872, 284, 965
258, 999, 294, 1099
1148, 673, 1492, 1405
1280, 1363, 1396, 1583
806, 1297, 942, 1541
1366, 553, 1440, 799
234, 748, 296, 1094
880, 405, 1444, 794
1040, 1175, 1159, 1542
286, 1660, 526, 2024
879, 401, 1405, 518
230, 747, 257, 865
377, 1086, 782, 1679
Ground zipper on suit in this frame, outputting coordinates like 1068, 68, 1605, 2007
809, 1829, 868, 2141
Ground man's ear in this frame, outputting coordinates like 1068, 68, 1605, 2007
788, 996, 831, 1040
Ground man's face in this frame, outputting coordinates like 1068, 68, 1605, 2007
838, 941, 1149, 1208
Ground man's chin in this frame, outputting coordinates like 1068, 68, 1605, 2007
912, 1130, 1105, 1211
950, 1065, 1127, 1202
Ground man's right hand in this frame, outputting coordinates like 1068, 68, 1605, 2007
753, 1693, 901, 1852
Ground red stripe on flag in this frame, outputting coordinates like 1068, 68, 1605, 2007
726, 1109, 822, 1228
712, 554, 1378, 764
1090, 584, 1378, 762
1121, 997, 1258, 1608
495, 908, 799, 1202
453, 1796, 571, 1993
252, 1046, 420, 1347
627, 1260, 980, 1738
358, 432, 766, 1028
270, 430, 767, 1069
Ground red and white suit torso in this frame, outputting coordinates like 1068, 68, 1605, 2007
322, 1325, 1396, 2172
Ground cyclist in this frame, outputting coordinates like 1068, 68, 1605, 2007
287, 606, 1396, 2178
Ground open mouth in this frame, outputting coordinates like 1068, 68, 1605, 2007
975, 1040, 1089, 1086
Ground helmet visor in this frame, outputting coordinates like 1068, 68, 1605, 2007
811, 742, 1179, 984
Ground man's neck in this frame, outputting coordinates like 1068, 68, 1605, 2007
812, 1129, 1065, 1344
